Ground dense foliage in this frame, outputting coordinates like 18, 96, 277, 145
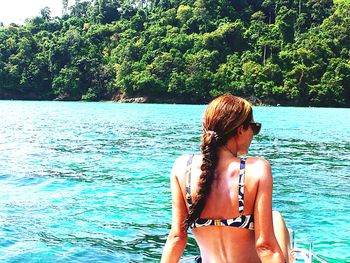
0, 0, 349, 106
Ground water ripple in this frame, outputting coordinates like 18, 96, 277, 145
0, 102, 349, 262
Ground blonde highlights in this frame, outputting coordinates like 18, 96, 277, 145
202, 94, 252, 143
186, 93, 253, 228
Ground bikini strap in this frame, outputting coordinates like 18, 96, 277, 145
238, 158, 246, 215
185, 154, 194, 209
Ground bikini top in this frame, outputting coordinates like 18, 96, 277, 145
185, 155, 254, 230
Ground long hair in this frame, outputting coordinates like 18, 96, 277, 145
185, 94, 253, 227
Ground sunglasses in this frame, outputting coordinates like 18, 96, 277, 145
249, 122, 262, 135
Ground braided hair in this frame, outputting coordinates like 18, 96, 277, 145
185, 94, 252, 228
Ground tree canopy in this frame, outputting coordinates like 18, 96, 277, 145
0, 0, 349, 106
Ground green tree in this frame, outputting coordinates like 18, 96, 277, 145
276, 6, 297, 43
0, 0, 349, 105
90, 0, 121, 24
52, 66, 80, 99
40, 7, 52, 22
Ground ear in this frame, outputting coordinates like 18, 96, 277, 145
237, 125, 244, 136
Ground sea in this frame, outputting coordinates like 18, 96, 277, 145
0, 101, 349, 262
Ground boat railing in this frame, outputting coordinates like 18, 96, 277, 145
292, 242, 330, 263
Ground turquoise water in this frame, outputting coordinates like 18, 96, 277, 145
0, 101, 349, 263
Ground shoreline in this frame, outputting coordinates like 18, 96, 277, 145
1, 97, 349, 108
1, 91, 349, 108
1, 91, 349, 107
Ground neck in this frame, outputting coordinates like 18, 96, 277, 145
223, 145, 237, 157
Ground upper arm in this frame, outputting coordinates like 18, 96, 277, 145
253, 158, 278, 247
160, 157, 189, 262
169, 156, 188, 238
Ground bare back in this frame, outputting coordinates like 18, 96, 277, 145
176, 154, 264, 262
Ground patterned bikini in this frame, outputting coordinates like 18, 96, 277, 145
185, 154, 254, 230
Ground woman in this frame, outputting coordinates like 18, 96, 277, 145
161, 94, 292, 263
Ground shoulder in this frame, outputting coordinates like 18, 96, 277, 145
174, 154, 194, 165
245, 157, 272, 181
171, 154, 195, 180
173, 154, 195, 170
246, 156, 271, 168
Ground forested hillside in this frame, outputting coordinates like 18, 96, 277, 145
0, 0, 349, 106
